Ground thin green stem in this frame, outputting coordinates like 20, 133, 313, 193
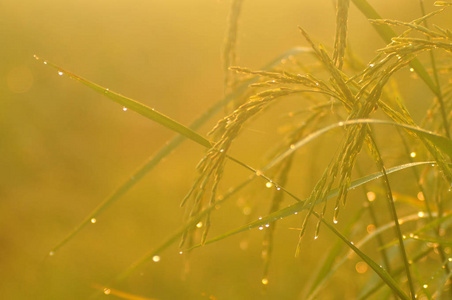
369, 133, 416, 299
419, 1, 450, 138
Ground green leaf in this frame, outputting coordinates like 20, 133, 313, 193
319, 216, 411, 300
193, 162, 436, 250
266, 119, 452, 169
41, 47, 311, 254
115, 161, 433, 286
35, 57, 212, 148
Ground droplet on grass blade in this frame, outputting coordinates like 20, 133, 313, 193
152, 255, 161, 262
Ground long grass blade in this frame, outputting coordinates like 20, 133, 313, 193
43, 48, 311, 254
318, 214, 411, 300
305, 207, 364, 299
369, 133, 415, 299
266, 119, 452, 171
111, 161, 432, 291
34, 55, 211, 148
190, 162, 437, 250
308, 213, 429, 300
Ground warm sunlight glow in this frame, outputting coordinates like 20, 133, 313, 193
355, 262, 368, 274
366, 191, 376, 202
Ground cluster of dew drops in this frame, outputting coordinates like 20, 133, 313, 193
36, 53, 452, 290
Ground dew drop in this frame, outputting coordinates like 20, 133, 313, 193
265, 224, 270, 228
266, 182, 273, 188
369, 63, 374, 67
43, 61, 48, 65
333, 217, 338, 224
91, 218, 96, 224
179, 251, 183, 255
410, 152, 416, 158
314, 235, 318, 240
448, 258, 452, 262
409, 68, 414, 72
49, 251, 55, 256
104, 288, 111, 295
122, 107, 128, 111
338, 122, 344, 127
258, 217, 263, 220
294, 212, 298, 215
219, 149, 224, 153
33, 55, 39, 60
152, 255, 161, 262
58, 71, 63, 76
418, 211, 425, 218
423, 284, 428, 289
258, 226, 264, 230
196, 221, 203, 228
290, 144, 295, 150
255, 170, 262, 176
276, 186, 281, 191
261, 278, 269, 285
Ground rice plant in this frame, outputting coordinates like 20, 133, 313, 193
37, 0, 452, 299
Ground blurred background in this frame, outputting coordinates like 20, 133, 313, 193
1, 0, 449, 299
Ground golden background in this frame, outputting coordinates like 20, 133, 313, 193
1, 0, 448, 299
